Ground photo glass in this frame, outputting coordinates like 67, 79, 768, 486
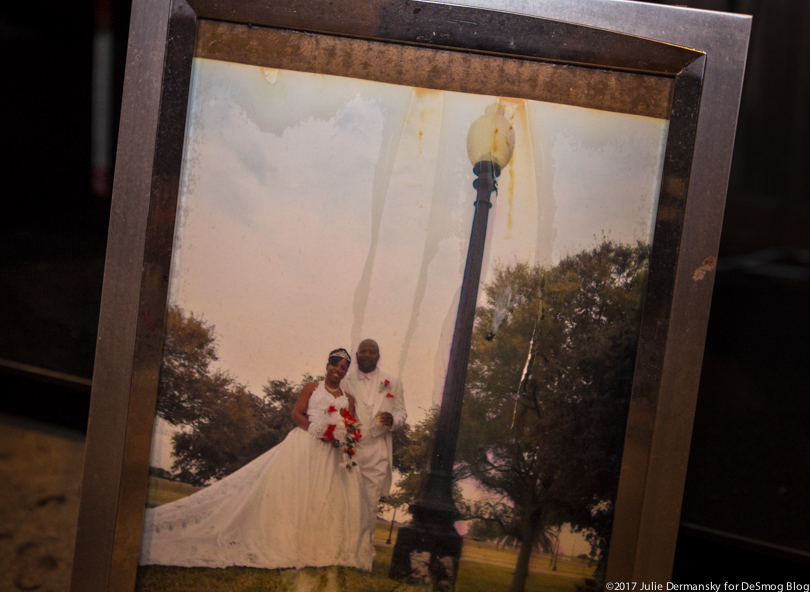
137, 30, 671, 591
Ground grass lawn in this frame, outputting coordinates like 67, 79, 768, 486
137, 545, 590, 592
140, 481, 594, 591
461, 539, 594, 580
136, 547, 428, 592
457, 558, 587, 592
146, 477, 203, 508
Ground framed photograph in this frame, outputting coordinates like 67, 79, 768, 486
71, 1, 751, 591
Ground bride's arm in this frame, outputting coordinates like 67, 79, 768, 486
292, 382, 318, 431
347, 393, 357, 418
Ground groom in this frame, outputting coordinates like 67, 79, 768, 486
343, 339, 407, 517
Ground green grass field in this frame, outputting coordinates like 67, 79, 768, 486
374, 520, 594, 583
140, 478, 595, 591
136, 549, 428, 592
146, 477, 203, 508
137, 547, 590, 592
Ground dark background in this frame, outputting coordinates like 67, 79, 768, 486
1, 0, 808, 583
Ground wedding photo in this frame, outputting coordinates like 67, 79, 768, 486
135, 55, 670, 592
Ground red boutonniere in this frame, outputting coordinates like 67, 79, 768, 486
385, 393, 394, 399
327, 405, 337, 413
379, 379, 391, 393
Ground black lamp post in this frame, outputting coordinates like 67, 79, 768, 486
390, 104, 515, 590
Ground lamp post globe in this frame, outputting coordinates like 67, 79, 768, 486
466, 102, 515, 173
389, 104, 514, 590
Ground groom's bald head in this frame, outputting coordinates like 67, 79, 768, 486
356, 339, 380, 373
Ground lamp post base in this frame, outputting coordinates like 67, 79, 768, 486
388, 517, 462, 591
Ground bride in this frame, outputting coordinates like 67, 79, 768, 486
139, 348, 375, 571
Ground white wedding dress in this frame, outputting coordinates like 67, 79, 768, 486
139, 384, 374, 571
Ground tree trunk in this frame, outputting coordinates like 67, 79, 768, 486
551, 535, 559, 571
386, 506, 397, 544
509, 512, 536, 592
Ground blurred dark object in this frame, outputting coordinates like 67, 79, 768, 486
681, 252, 810, 551
0, 361, 91, 432
673, 524, 810, 581
0, 0, 130, 378
647, 0, 810, 578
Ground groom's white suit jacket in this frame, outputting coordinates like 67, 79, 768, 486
342, 367, 406, 499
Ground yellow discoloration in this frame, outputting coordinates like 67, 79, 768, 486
692, 256, 717, 281
500, 98, 526, 239
412, 88, 441, 155
261, 67, 279, 84
506, 149, 515, 237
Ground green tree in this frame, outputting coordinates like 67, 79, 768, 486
252, 377, 312, 457
156, 306, 232, 426
171, 382, 266, 484
386, 407, 466, 520
393, 412, 436, 506
168, 376, 317, 485
379, 422, 415, 520
155, 305, 315, 485
391, 422, 414, 475
456, 242, 649, 592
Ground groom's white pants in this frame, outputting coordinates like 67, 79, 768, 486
355, 435, 389, 517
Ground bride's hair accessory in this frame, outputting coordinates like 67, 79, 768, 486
328, 348, 351, 366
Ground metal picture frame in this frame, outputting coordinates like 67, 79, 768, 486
70, 1, 751, 590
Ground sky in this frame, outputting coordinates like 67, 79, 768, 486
147, 56, 669, 559
150, 55, 668, 465
159, 57, 668, 418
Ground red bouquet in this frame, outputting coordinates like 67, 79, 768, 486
337, 408, 362, 470
318, 406, 363, 470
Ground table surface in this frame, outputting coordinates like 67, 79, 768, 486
0, 416, 84, 592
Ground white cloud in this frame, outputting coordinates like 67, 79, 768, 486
166, 58, 668, 426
